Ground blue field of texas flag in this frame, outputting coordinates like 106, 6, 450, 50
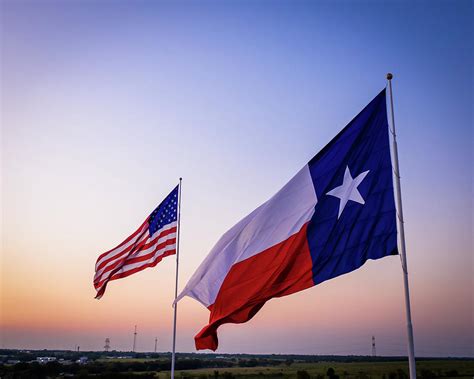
176, 89, 398, 350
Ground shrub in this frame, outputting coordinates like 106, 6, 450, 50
420, 369, 437, 379
297, 370, 310, 379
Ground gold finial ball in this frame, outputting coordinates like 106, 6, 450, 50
386, 73, 393, 80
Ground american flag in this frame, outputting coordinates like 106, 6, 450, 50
94, 185, 179, 299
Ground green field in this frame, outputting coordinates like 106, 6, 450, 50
162, 360, 474, 379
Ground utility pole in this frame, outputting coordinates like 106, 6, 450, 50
104, 338, 110, 353
132, 325, 137, 352
372, 336, 376, 357
154, 337, 158, 353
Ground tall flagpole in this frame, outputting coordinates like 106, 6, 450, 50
386, 73, 416, 379
171, 178, 182, 378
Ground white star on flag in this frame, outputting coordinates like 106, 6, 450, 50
326, 166, 370, 219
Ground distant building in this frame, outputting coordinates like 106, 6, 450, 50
37, 357, 57, 364
76, 357, 88, 365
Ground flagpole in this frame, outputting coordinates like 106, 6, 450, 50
386, 73, 416, 379
171, 178, 182, 379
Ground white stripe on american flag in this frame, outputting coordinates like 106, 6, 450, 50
94, 221, 177, 298
94, 241, 176, 293
109, 244, 176, 279
94, 226, 176, 286
94, 231, 177, 282
94, 232, 151, 279
95, 222, 148, 271
95, 221, 177, 270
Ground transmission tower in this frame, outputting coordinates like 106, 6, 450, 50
371, 336, 376, 357
104, 338, 110, 352
154, 337, 158, 353
132, 325, 137, 352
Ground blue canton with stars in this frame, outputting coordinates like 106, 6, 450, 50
148, 185, 179, 237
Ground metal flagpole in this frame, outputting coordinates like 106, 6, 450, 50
171, 178, 182, 378
386, 73, 416, 379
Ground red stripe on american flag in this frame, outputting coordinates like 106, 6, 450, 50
109, 249, 176, 281
94, 248, 176, 299
120, 238, 176, 266
93, 227, 177, 285
94, 236, 176, 289
95, 229, 149, 273
95, 220, 149, 267
94, 223, 177, 299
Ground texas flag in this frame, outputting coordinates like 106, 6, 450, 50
176, 89, 398, 350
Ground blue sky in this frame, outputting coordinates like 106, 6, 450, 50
1, 0, 472, 356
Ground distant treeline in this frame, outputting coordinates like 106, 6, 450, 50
1, 349, 472, 364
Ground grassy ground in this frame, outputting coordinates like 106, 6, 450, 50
154, 361, 474, 379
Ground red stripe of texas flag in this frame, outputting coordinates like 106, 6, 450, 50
195, 222, 314, 350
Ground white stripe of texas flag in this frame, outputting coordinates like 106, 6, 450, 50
176, 165, 318, 308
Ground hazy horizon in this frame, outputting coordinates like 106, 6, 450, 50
1, 0, 472, 358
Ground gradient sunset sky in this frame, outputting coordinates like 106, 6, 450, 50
1, 0, 472, 357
